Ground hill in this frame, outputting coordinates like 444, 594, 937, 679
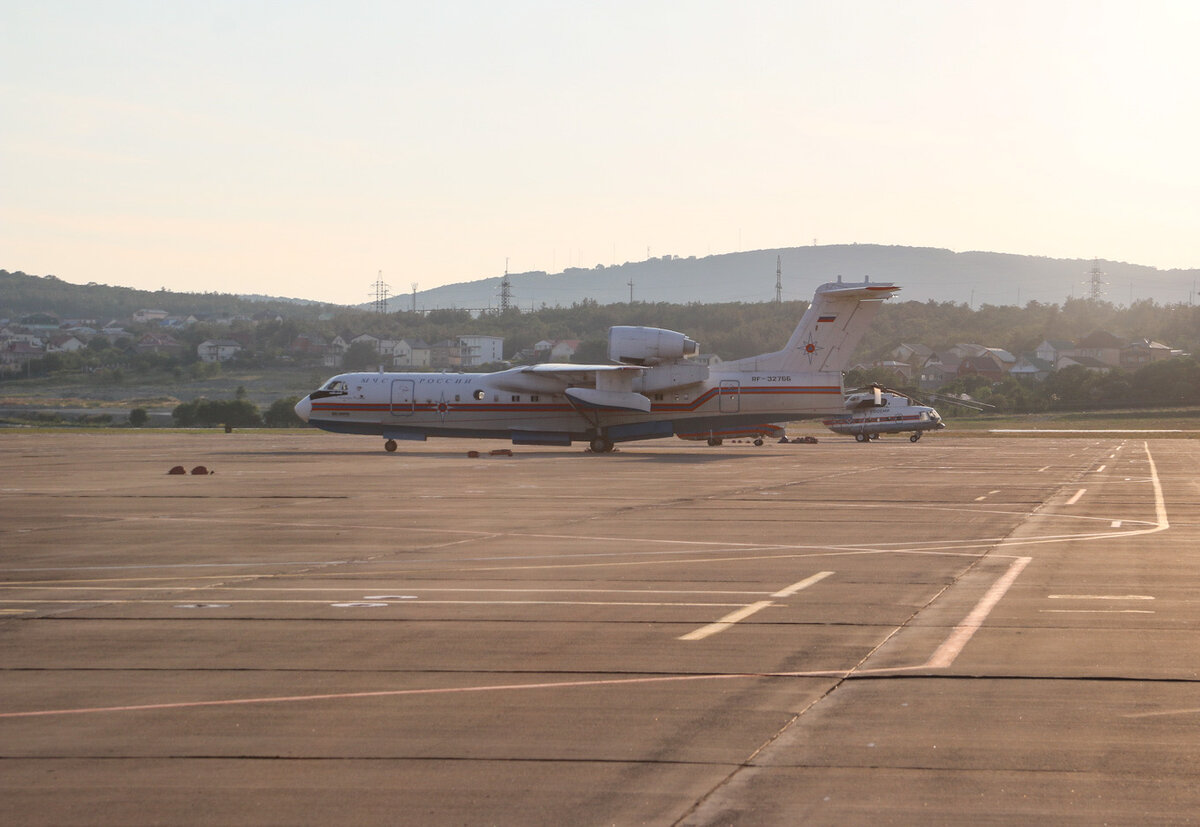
0, 271, 339, 322
398, 245, 1200, 312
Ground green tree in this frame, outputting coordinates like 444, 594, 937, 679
264, 396, 306, 427
128, 407, 149, 427
343, 341, 380, 371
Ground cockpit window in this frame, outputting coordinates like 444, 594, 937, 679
310, 379, 349, 400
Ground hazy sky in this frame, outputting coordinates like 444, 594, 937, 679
4, 1, 1198, 305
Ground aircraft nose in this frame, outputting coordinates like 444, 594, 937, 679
294, 395, 312, 422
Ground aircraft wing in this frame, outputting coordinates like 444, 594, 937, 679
519, 363, 645, 379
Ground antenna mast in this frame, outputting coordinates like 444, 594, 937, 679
500, 259, 512, 311
1084, 259, 1107, 301
410, 282, 418, 313
371, 270, 391, 314
775, 255, 782, 303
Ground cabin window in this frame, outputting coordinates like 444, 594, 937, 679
511, 395, 520, 402
454, 394, 460, 402
531, 395, 540, 402
473, 389, 485, 400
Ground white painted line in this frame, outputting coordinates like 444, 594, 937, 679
1111, 520, 1122, 528
679, 601, 775, 641
772, 571, 834, 598
926, 557, 1031, 669
1037, 466, 1050, 472
989, 490, 1001, 495
1040, 609, 1154, 614
1094, 465, 1107, 473
1048, 594, 1154, 600
1066, 489, 1086, 505
974, 496, 987, 501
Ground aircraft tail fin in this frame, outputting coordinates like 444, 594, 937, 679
735, 279, 899, 374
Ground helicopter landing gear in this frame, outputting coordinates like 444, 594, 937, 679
707, 437, 723, 446
384, 439, 397, 452
909, 432, 922, 442
855, 433, 869, 443
589, 436, 614, 453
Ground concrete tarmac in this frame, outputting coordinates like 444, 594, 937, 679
1, 430, 1198, 824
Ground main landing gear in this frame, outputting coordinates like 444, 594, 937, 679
909, 432, 923, 442
589, 436, 615, 453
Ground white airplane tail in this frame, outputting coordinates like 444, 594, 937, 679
729, 278, 899, 374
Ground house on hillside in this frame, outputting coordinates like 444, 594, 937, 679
46, 334, 85, 353
957, 354, 1008, 383
133, 309, 169, 324
1121, 338, 1177, 369
1056, 354, 1111, 373
393, 339, 431, 368
1073, 331, 1124, 368
1009, 355, 1054, 381
197, 339, 243, 362
429, 340, 463, 369
531, 339, 583, 362
136, 333, 183, 355
1035, 340, 1074, 366
458, 335, 504, 367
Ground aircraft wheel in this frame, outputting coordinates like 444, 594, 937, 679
910, 432, 922, 442
753, 438, 764, 447
589, 437, 614, 453
384, 439, 397, 452
707, 437, 723, 447
855, 433, 868, 443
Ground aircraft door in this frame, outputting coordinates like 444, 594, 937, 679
390, 379, 415, 416
719, 380, 740, 412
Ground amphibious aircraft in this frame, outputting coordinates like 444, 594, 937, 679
294, 278, 900, 452
823, 386, 944, 442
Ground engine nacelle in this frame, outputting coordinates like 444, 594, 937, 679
608, 326, 699, 366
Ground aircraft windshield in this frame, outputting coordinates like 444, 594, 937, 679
310, 379, 349, 400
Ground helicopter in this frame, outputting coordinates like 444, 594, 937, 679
823, 385, 949, 442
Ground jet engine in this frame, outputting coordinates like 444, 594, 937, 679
608, 326, 699, 366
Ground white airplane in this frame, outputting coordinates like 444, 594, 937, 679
823, 386, 944, 442
294, 278, 900, 452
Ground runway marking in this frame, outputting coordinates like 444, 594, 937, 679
0, 598, 761, 609
1048, 594, 1154, 600
1039, 609, 1153, 614
772, 571, 834, 598
678, 601, 776, 641
1093, 465, 1106, 473
1111, 520, 1122, 527
1066, 489, 1086, 505
0, 672, 850, 720
1124, 708, 1200, 720
680, 572, 833, 641
1037, 466, 1050, 472
925, 556, 1031, 669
